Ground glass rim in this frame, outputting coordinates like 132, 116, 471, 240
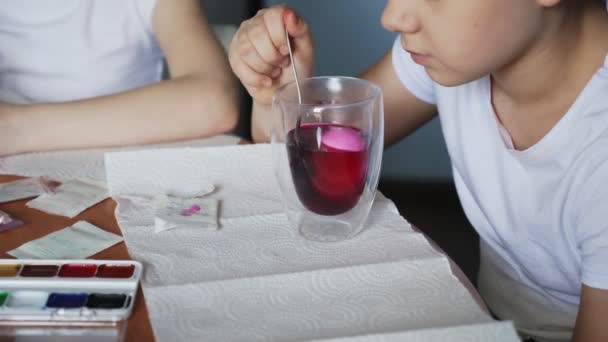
274, 76, 382, 109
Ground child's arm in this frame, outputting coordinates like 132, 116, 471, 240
230, 5, 436, 145
1, 0, 238, 156
360, 50, 436, 147
573, 285, 608, 341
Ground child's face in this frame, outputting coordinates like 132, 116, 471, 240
382, 0, 546, 86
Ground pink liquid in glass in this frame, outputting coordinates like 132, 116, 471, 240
287, 124, 368, 215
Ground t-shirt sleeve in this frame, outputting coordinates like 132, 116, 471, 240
134, 0, 158, 35
391, 37, 437, 105
577, 160, 608, 290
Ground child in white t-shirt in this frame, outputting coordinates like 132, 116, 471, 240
228, 1, 608, 341
0, 0, 238, 156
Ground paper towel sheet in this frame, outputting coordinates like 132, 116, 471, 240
106, 144, 400, 219
310, 322, 520, 342
144, 257, 493, 342
0, 135, 241, 181
103, 143, 513, 341
117, 211, 433, 287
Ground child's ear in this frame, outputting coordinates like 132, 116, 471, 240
536, 0, 561, 7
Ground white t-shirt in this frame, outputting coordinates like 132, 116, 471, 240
0, 0, 163, 104
392, 30, 608, 342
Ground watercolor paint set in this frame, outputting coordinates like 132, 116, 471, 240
0, 259, 142, 322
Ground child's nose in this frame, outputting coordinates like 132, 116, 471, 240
381, 1, 422, 34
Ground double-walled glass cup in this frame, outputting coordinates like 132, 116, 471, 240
272, 77, 384, 242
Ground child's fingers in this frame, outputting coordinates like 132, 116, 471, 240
233, 23, 275, 76
235, 59, 273, 88
246, 18, 287, 67
283, 9, 309, 40
228, 4, 309, 94
282, 8, 314, 61
242, 39, 277, 75
263, 7, 291, 56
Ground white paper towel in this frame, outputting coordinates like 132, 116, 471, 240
0, 135, 241, 181
106, 144, 401, 219
144, 257, 493, 342
104, 143, 518, 341
311, 322, 520, 342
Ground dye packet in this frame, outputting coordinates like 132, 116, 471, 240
0, 177, 57, 203
154, 195, 219, 233
7, 221, 123, 259
0, 210, 24, 232
26, 179, 109, 218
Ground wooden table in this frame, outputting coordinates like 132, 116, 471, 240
0, 174, 155, 342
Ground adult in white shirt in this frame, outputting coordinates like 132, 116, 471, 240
229, 0, 608, 341
0, 0, 238, 156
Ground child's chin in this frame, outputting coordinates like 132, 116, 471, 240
427, 69, 480, 88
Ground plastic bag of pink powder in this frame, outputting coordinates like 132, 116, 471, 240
0, 210, 24, 232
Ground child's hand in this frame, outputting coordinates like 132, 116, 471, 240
229, 5, 314, 106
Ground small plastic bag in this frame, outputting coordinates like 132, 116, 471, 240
0, 210, 24, 232
154, 195, 219, 233
0, 176, 59, 203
